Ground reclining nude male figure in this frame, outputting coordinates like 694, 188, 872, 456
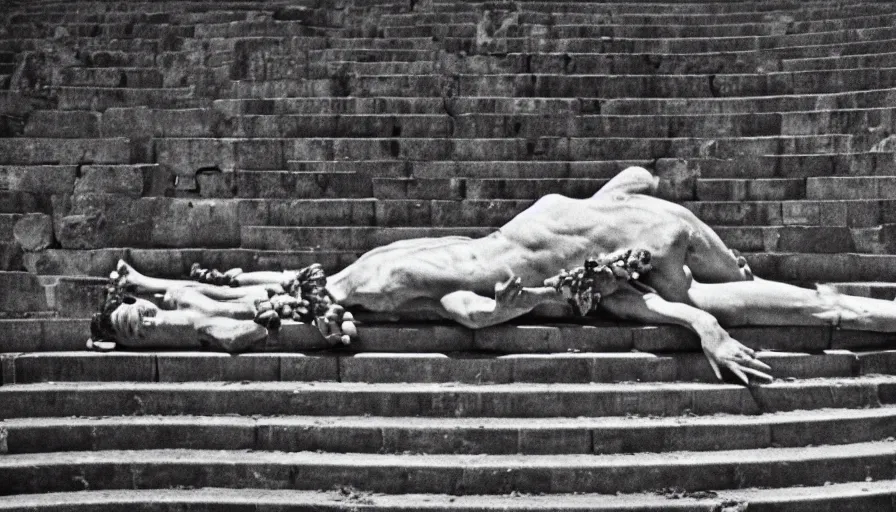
99, 166, 896, 385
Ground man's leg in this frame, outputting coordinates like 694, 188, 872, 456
117, 260, 277, 302
688, 279, 896, 332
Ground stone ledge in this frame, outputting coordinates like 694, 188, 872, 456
0, 376, 891, 418
0, 349, 866, 384
1, 441, 895, 495
1, 482, 896, 511
4, 406, 895, 455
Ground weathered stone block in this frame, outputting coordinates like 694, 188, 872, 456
23, 110, 101, 138
151, 199, 240, 248
156, 353, 280, 382
279, 354, 339, 381
354, 324, 475, 352
74, 165, 146, 197
14, 352, 155, 382
12, 213, 54, 251
0, 165, 76, 195
155, 138, 237, 191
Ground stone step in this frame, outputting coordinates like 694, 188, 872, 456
76, 108, 896, 140
783, 51, 896, 72
369, 176, 798, 201
241, 226, 496, 251
831, 282, 896, 301
192, 20, 335, 39
0, 138, 131, 165
456, 69, 896, 99
4, 405, 896, 455
696, 178, 806, 201
603, 87, 896, 115
226, 68, 896, 99
3, 441, 896, 495
2, 349, 871, 385
431, 1, 895, 16
807, 176, 896, 200
5, 20, 195, 40
373, 199, 532, 227
156, 136, 863, 170
233, 170, 373, 199
383, 20, 896, 41
712, 224, 896, 254
683, 199, 896, 228
54, 67, 164, 88
3, 483, 896, 512
380, 6, 896, 26
0, 272, 105, 318
283, 153, 895, 181
310, 34, 896, 66
1, 377, 894, 419
670, 153, 896, 179
55, 86, 198, 111
52, 196, 243, 250
0, 190, 52, 215
443, 35, 896, 58
210, 88, 896, 116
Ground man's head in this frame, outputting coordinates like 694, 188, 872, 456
90, 295, 158, 344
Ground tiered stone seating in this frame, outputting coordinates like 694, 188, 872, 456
5, 0, 896, 509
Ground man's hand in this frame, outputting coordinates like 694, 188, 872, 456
495, 274, 526, 310
701, 328, 773, 385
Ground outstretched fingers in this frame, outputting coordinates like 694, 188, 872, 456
704, 338, 774, 385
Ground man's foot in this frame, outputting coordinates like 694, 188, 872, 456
254, 293, 356, 346
318, 303, 356, 346
190, 263, 242, 286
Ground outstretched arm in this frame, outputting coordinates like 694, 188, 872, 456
600, 286, 772, 384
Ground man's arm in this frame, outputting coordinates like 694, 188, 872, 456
440, 275, 563, 329
600, 286, 772, 384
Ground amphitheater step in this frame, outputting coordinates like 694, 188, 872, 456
382, 6, 896, 25
4, 405, 896, 455
209, 89, 896, 116
807, 176, 896, 199
830, 282, 896, 300
156, 135, 861, 165
0, 349, 869, 384
602, 87, 896, 115
0, 138, 131, 165
16, 106, 896, 140
1, 376, 893, 418
241, 226, 496, 250
2, 441, 896, 495
55, 86, 198, 111
685, 199, 896, 227
224, 69, 896, 99
3, 483, 896, 512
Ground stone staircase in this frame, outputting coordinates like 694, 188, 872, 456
5, 0, 896, 509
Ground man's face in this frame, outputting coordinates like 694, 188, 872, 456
110, 297, 159, 341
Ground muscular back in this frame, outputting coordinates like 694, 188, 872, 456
496, 193, 693, 281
